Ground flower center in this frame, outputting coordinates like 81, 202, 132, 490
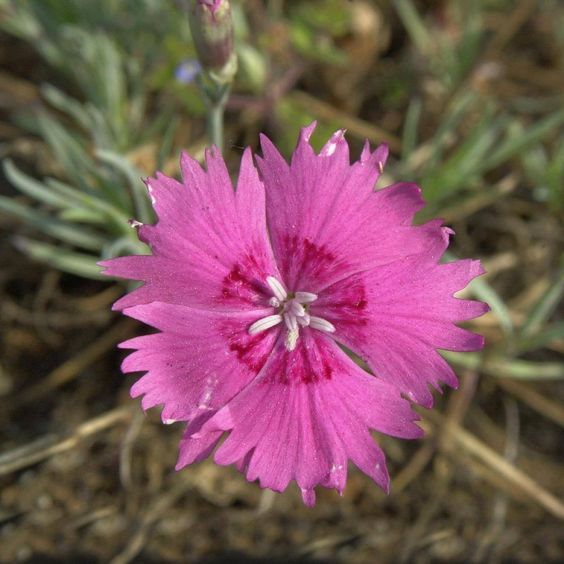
248, 276, 336, 351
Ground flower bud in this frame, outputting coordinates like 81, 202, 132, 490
188, 0, 237, 84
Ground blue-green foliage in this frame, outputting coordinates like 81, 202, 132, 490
0, 0, 562, 379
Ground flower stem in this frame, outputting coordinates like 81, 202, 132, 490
186, 0, 236, 153
207, 85, 230, 151
196, 73, 230, 152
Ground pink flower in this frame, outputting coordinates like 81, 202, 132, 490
100, 124, 487, 506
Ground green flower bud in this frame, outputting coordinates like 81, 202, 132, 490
188, 0, 237, 85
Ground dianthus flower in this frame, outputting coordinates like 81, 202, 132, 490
100, 124, 487, 506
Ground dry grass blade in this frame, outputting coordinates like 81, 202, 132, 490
110, 480, 193, 564
473, 399, 520, 561
0, 70, 39, 109
394, 370, 479, 494
423, 410, 564, 519
9, 318, 133, 411
392, 442, 435, 494
497, 379, 564, 428
0, 407, 130, 477
439, 173, 517, 222
485, 0, 539, 57
397, 371, 480, 561
290, 90, 402, 152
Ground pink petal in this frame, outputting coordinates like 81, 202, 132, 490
256, 125, 442, 292
100, 148, 280, 311
314, 257, 488, 407
196, 332, 421, 502
103, 130, 489, 506
176, 411, 223, 469
119, 301, 279, 424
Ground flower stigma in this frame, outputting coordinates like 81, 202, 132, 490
248, 276, 336, 351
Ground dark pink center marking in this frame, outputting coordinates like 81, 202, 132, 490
219, 246, 271, 307
320, 273, 369, 326
278, 235, 350, 290
221, 320, 274, 374
262, 335, 339, 385
218, 240, 369, 384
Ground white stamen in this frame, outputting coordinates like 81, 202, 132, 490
163, 419, 177, 425
309, 316, 336, 333
284, 312, 298, 333
285, 328, 299, 351
266, 276, 287, 301
297, 312, 311, 327
294, 291, 318, 303
249, 314, 282, 335
290, 301, 306, 317
377, 161, 384, 174
247, 277, 336, 351
129, 219, 143, 228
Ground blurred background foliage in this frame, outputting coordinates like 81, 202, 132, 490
0, 0, 563, 562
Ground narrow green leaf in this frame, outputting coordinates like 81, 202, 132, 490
546, 136, 564, 211
423, 110, 504, 200
468, 275, 514, 337
103, 236, 149, 261
58, 208, 108, 224
96, 149, 153, 223
443, 352, 564, 380
41, 83, 92, 130
519, 322, 564, 353
481, 109, 564, 171
36, 111, 94, 182
402, 97, 422, 161
46, 178, 131, 231
0, 196, 107, 251
422, 90, 478, 173
521, 271, 564, 338
157, 115, 180, 171
393, 0, 432, 56
13, 237, 105, 280
4, 160, 72, 209
444, 252, 514, 336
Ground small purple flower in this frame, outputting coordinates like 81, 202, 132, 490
101, 124, 488, 506
175, 59, 202, 84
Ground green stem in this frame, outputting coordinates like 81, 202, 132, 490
208, 96, 226, 151
197, 77, 230, 153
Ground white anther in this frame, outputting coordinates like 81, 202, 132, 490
266, 276, 287, 302
294, 291, 318, 303
248, 277, 336, 350
309, 316, 336, 333
284, 312, 298, 333
285, 328, 299, 351
377, 161, 384, 174
290, 301, 306, 317
297, 313, 311, 327
249, 314, 283, 335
